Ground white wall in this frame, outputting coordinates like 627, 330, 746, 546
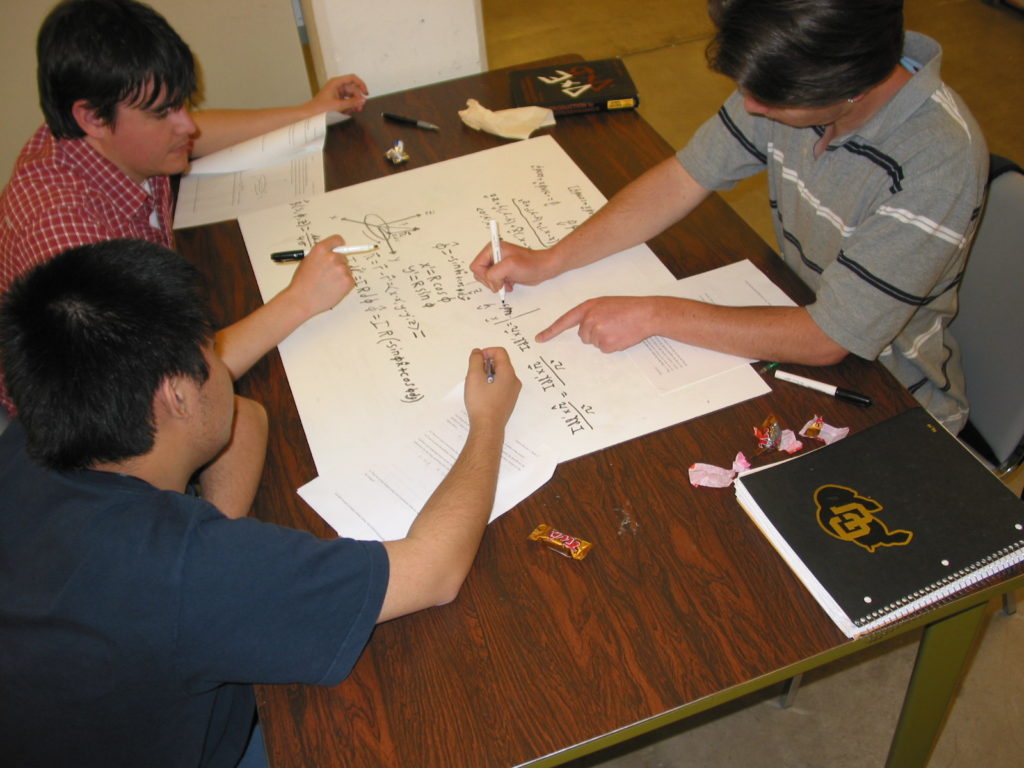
0, 2, 54, 181
0, 0, 311, 180
300, 0, 486, 97
152, 0, 311, 109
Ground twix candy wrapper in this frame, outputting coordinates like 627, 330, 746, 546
528, 524, 592, 561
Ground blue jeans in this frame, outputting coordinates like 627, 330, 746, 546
236, 722, 269, 768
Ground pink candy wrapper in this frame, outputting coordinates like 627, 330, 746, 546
778, 429, 804, 454
689, 414, 849, 491
799, 415, 850, 445
688, 452, 751, 488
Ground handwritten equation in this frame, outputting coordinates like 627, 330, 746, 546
270, 162, 598, 413
527, 356, 596, 437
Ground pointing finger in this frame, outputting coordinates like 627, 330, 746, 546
536, 303, 587, 343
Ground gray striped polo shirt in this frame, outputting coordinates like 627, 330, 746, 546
677, 32, 988, 432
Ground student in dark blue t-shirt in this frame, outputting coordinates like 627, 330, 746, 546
0, 239, 521, 768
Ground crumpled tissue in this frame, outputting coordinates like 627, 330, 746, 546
458, 98, 556, 140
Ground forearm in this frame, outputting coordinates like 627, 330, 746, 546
550, 156, 712, 274
656, 298, 849, 365
409, 423, 504, 563
378, 421, 506, 622
214, 236, 354, 380
197, 396, 268, 519
191, 106, 326, 157
214, 291, 313, 380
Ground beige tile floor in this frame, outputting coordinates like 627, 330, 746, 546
481, 1, 1024, 766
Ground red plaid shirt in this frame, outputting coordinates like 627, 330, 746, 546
0, 125, 175, 414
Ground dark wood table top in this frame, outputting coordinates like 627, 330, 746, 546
175, 58, 922, 768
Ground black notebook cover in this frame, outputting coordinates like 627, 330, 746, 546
734, 407, 1024, 637
509, 58, 639, 115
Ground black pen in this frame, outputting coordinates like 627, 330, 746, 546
774, 369, 872, 407
485, 357, 495, 383
382, 112, 440, 131
271, 244, 378, 262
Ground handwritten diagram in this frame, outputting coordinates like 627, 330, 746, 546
330, 211, 429, 254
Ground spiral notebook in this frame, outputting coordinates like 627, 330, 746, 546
734, 407, 1024, 638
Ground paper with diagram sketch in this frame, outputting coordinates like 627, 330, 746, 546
236, 136, 793, 539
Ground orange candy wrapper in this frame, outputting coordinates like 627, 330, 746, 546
528, 524, 592, 561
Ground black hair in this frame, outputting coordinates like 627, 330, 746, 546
38, 0, 198, 138
0, 240, 214, 471
706, 0, 905, 107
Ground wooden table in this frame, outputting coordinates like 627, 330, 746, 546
175, 58, 1023, 768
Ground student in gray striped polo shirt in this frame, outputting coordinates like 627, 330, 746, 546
471, 0, 987, 434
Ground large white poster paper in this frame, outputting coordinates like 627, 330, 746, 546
237, 137, 783, 538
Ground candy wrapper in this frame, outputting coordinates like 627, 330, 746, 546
528, 524, 592, 560
385, 140, 409, 165
799, 415, 850, 445
688, 414, 847, 491
778, 429, 804, 454
753, 415, 782, 454
688, 452, 751, 488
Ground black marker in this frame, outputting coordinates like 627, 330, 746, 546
271, 244, 378, 262
775, 369, 872, 407
383, 112, 440, 131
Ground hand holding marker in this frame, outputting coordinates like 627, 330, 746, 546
488, 219, 506, 305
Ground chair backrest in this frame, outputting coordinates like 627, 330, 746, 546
949, 155, 1024, 473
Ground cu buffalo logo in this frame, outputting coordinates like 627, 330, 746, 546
814, 484, 913, 552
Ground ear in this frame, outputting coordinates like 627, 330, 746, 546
154, 375, 194, 422
71, 99, 113, 140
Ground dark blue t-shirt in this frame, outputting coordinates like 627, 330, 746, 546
0, 421, 388, 767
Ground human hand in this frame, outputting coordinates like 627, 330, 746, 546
311, 74, 369, 115
536, 296, 660, 352
464, 347, 521, 431
469, 241, 561, 296
285, 234, 356, 316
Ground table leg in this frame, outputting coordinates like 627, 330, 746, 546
778, 673, 803, 709
885, 600, 988, 768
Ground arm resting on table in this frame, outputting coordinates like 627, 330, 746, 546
378, 348, 521, 622
538, 295, 849, 362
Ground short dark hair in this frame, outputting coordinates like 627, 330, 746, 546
0, 240, 213, 471
38, 0, 198, 138
706, 0, 905, 107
